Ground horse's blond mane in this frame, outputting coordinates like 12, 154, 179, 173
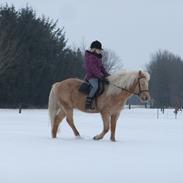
107, 70, 150, 95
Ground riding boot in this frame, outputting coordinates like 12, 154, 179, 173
85, 96, 93, 110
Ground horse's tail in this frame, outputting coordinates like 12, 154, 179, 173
48, 85, 59, 128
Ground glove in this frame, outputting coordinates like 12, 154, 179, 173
101, 77, 109, 84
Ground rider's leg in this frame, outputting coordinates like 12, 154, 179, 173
85, 78, 99, 109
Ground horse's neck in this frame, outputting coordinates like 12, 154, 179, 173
114, 80, 136, 102
111, 87, 133, 105
109, 72, 138, 94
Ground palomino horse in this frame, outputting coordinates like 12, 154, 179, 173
48, 70, 150, 141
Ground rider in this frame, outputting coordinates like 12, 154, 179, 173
84, 40, 110, 110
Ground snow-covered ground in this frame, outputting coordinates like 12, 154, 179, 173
0, 108, 183, 183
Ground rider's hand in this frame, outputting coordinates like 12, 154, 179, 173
101, 77, 109, 84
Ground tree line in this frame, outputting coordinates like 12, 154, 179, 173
0, 5, 84, 108
146, 50, 183, 109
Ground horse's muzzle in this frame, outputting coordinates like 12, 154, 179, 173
140, 92, 151, 102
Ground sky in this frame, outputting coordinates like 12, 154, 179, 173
1, 0, 183, 70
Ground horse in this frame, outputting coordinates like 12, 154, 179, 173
48, 70, 150, 141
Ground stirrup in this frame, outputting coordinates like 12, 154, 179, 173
85, 97, 93, 110
85, 103, 92, 110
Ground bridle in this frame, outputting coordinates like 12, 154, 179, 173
135, 77, 149, 96
110, 76, 149, 96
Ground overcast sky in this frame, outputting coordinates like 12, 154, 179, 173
2, 0, 183, 69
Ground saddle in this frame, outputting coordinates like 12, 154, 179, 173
78, 79, 106, 98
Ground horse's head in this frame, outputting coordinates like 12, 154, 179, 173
134, 71, 151, 102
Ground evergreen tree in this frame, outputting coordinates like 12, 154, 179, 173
0, 4, 84, 108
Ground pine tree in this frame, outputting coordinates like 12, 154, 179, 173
0, 4, 84, 108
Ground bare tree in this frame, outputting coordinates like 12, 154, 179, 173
102, 48, 123, 73
146, 50, 183, 108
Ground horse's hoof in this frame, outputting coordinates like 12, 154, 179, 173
93, 136, 101, 140
110, 137, 116, 142
93, 136, 99, 140
111, 139, 116, 142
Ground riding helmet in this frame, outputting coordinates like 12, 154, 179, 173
90, 40, 103, 50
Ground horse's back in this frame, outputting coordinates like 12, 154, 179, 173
52, 78, 86, 106
53, 78, 84, 91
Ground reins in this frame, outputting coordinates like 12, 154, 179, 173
108, 77, 149, 96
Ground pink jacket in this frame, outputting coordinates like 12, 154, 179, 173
84, 50, 109, 80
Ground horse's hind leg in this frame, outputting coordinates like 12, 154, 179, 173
52, 109, 65, 138
65, 109, 80, 137
94, 112, 110, 140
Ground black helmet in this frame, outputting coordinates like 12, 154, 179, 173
90, 40, 103, 50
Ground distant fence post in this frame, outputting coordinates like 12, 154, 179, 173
157, 108, 159, 119
129, 104, 131, 109
19, 104, 22, 114
174, 108, 178, 119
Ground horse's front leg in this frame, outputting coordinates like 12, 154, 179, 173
93, 112, 110, 140
110, 113, 119, 142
